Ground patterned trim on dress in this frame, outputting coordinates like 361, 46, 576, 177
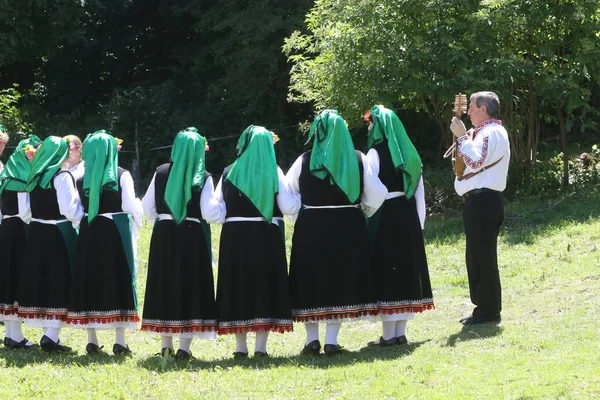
217, 318, 293, 335
18, 306, 68, 321
141, 319, 218, 335
0, 303, 17, 316
292, 303, 378, 322
66, 310, 139, 327
375, 299, 435, 316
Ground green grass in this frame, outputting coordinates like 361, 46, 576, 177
2, 192, 600, 399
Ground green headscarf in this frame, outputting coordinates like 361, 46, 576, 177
367, 105, 422, 199
26, 136, 69, 191
226, 125, 279, 221
164, 127, 207, 224
306, 110, 360, 203
0, 135, 42, 195
82, 130, 119, 223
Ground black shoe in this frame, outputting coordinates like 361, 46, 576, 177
176, 349, 194, 361
300, 340, 321, 356
86, 343, 104, 355
3, 337, 7, 347
254, 351, 269, 358
233, 351, 248, 360
460, 314, 501, 325
323, 344, 346, 356
156, 347, 175, 357
112, 343, 132, 356
396, 335, 408, 345
367, 336, 398, 347
40, 335, 72, 353
5, 337, 39, 350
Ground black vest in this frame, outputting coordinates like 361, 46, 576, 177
298, 150, 364, 206
221, 164, 283, 219
0, 190, 19, 216
373, 142, 404, 192
76, 168, 125, 214
30, 171, 74, 220
153, 163, 208, 219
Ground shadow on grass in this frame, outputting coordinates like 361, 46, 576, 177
136, 340, 429, 373
0, 346, 131, 367
444, 324, 503, 347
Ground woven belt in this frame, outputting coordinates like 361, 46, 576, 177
463, 188, 499, 200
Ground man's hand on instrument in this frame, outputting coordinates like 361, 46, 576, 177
450, 117, 467, 138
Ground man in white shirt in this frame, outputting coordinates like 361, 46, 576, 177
450, 91, 510, 325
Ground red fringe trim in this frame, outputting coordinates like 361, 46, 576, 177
377, 302, 436, 315
0, 307, 18, 316
66, 314, 140, 325
217, 323, 293, 335
18, 312, 68, 321
141, 324, 217, 334
292, 308, 378, 323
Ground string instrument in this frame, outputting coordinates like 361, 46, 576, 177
443, 93, 468, 178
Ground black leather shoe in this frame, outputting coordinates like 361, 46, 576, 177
156, 347, 174, 357
300, 340, 321, 356
86, 343, 104, 355
233, 351, 248, 360
367, 336, 398, 347
40, 335, 72, 353
5, 337, 39, 350
254, 351, 269, 358
3, 337, 7, 347
460, 314, 501, 325
323, 344, 346, 356
396, 335, 408, 345
176, 349, 194, 361
112, 343, 132, 356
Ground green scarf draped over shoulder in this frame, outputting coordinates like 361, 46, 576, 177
306, 109, 360, 203
0, 135, 42, 195
226, 125, 278, 221
164, 127, 207, 224
26, 136, 69, 191
367, 105, 422, 199
82, 130, 119, 223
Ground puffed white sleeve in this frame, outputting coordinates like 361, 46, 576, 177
201, 175, 226, 224
277, 166, 301, 215
415, 175, 426, 230
142, 173, 158, 225
283, 156, 303, 211
18, 192, 32, 224
54, 172, 84, 229
121, 170, 143, 229
361, 151, 387, 217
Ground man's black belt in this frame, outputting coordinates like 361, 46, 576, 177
463, 188, 499, 200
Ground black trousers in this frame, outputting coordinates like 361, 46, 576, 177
462, 190, 504, 319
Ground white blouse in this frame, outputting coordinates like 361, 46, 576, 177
120, 170, 143, 229
53, 172, 84, 229
284, 153, 387, 218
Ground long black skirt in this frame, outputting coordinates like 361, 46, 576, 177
67, 215, 138, 329
0, 218, 27, 320
17, 221, 76, 328
141, 219, 217, 338
216, 221, 293, 334
289, 207, 376, 322
368, 196, 434, 319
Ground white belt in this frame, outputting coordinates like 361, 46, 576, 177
386, 191, 405, 200
31, 218, 68, 225
303, 204, 359, 209
84, 212, 126, 221
225, 216, 283, 224
2, 214, 19, 220
157, 214, 202, 224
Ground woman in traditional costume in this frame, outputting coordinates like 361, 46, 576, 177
141, 127, 217, 361
286, 110, 387, 356
17, 136, 83, 352
0, 134, 42, 349
202, 125, 295, 359
363, 105, 434, 346
66, 130, 142, 355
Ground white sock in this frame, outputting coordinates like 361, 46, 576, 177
304, 322, 319, 345
395, 320, 408, 337
4, 320, 13, 340
115, 328, 126, 346
382, 321, 396, 341
179, 338, 192, 353
325, 323, 342, 345
255, 331, 269, 353
161, 336, 174, 350
235, 333, 248, 353
44, 328, 60, 343
87, 328, 99, 345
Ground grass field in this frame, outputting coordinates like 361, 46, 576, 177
1, 192, 599, 399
